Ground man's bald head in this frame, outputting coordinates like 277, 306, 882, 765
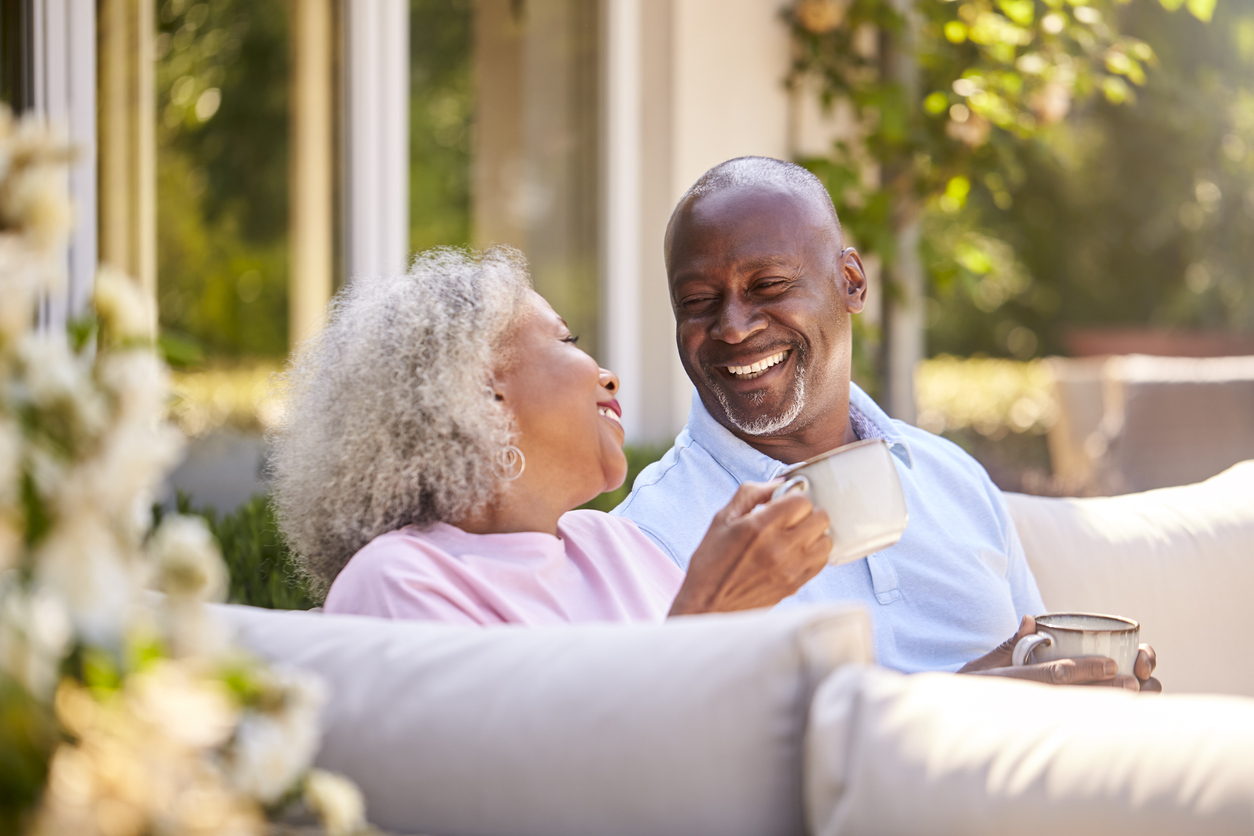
665, 157, 843, 267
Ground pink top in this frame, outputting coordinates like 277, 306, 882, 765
323, 510, 685, 626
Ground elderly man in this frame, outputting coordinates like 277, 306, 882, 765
614, 157, 1159, 689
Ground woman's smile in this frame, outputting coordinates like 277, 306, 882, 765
598, 398, 623, 431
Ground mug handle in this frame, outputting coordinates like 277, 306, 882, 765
1012, 632, 1053, 667
772, 474, 811, 501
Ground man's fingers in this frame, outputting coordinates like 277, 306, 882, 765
978, 656, 1118, 686
725, 480, 782, 519
991, 615, 1036, 655
1135, 645, 1157, 681
1140, 676, 1163, 693
1084, 673, 1140, 691
1013, 615, 1036, 644
750, 491, 815, 529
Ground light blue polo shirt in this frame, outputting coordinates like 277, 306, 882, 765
612, 383, 1045, 673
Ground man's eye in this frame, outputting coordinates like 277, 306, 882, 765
681, 297, 716, 312
755, 278, 790, 293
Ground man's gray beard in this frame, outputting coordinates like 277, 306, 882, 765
711, 360, 807, 437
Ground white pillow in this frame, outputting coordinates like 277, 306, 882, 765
215, 604, 873, 836
807, 666, 1254, 836
1005, 460, 1254, 696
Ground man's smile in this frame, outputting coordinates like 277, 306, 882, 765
723, 349, 790, 380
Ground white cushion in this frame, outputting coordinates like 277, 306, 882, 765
806, 666, 1254, 836
1006, 460, 1254, 696
215, 604, 873, 836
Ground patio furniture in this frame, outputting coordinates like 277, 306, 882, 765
1047, 355, 1254, 492
215, 461, 1254, 835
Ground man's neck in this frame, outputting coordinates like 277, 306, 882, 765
733, 391, 859, 466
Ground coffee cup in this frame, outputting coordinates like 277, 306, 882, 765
771, 438, 909, 566
1012, 612, 1141, 676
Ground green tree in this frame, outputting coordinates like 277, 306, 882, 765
787, 0, 1217, 398
928, 0, 1254, 357
155, 0, 290, 360
409, 0, 475, 253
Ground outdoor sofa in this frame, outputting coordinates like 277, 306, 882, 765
216, 460, 1254, 836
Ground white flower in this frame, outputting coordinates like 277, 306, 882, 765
128, 660, 240, 750
148, 515, 228, 657
94, 266, 154, 343
0, 578, 71, 696
149, 515, 226, 603
1, 159, 72, 250
304, 769, 367, 836
224, 668, 326, 804
0, 236, 48, 341
33, 511, 139, 647
58, 418, 183, 541
16, 333, 109, 452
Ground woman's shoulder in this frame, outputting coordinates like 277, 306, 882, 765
340, 525, 454, 576
557, 510, 670, 558
558, 508, 644, 537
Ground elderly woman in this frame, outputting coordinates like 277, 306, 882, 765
270, 247, 831, 625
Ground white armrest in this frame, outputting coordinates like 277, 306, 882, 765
807, 666, 1254, 836
1006, 461, 1254, 695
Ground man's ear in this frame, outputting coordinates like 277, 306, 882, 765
840, 248, 868, 314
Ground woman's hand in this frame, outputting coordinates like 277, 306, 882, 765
668, 481, 832, 616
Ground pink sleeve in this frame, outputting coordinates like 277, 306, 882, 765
323, 536, 491, 625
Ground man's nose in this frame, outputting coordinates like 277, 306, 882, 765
712, 298, 766, 344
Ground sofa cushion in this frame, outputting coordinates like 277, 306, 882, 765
214, 604, 872, 836
806, 666, 1254, 836
1005, 460, 1254, 696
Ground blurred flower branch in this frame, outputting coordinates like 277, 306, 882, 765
0, 109, 371, 836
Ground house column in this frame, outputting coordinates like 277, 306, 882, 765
289, 0, 334, 347
342, 0, 410, 282
601, 0, 643, 440
98, 0, 155, 332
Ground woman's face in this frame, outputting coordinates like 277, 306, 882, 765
494, 291, 627, 509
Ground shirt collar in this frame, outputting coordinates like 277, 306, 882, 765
685, 382, 914, 483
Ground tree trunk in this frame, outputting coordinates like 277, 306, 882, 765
878, 0, 923, 424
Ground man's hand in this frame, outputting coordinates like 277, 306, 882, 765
668, 481, 831, 616
958, 616, 1162, 691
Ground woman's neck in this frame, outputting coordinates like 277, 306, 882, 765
453, 481, 569, 537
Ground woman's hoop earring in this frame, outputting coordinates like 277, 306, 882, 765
497, 444, 526, 482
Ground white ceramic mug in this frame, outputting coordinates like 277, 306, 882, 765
771, 438, 909, 566
1012, 612, 1141, 676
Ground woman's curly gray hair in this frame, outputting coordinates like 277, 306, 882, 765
269, 246, 532, 590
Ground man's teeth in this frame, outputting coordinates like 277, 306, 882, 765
726, 350, 788, 379
598, 406, 622, 427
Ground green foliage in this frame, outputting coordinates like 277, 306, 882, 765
789, 0, 1165, 229
155, 0, 290, 360
928, 0, 1254, 357
409, 0, 474, 253
792, 0, 1233, 363
580, 446, 670, 513
0, 674, 58, 834
167, 493, 316, 611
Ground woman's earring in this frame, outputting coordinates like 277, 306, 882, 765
497, 444, 526, 482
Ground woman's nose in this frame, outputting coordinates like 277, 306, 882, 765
599, 368, 620, 394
